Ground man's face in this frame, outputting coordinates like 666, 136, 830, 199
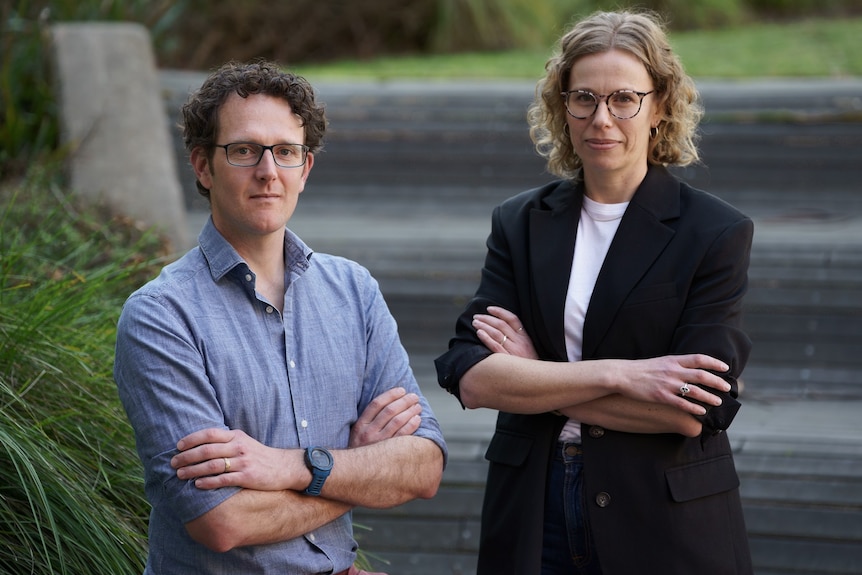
191, 92, 313, 246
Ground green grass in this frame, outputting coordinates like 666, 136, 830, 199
672, 17, 862, 77
0, 170, 170, 574
293, 17, 862, 81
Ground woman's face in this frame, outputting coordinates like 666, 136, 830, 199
565, 49, 661, 195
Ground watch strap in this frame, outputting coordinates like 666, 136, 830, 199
303, 447, 332, 496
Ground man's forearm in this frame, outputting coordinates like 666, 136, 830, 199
185, 434, 443, 551
322, 435, 443, 508
186, 487, 351, 552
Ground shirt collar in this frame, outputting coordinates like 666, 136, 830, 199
197, 216, 313, 282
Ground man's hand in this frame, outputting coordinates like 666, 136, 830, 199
350, 386, 422, 448
171, 386, 423, 491
171, 428, 304, 492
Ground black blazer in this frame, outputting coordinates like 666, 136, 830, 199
436, 166, 754, 575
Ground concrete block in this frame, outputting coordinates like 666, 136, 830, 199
52, 23, 189, 251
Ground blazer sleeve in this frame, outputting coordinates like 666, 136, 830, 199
435, 202, 523, 403
673, 215, 754, 437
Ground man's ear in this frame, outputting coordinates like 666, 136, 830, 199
301, 152, 314, 185
190, 147, 213, 189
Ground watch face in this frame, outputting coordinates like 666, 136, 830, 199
310, 448, 333, 468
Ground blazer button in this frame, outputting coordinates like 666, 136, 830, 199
595, 492, 611, 508
589, 426, 605, 438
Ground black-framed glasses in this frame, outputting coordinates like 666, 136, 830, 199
561, 89, 654, 120
216, 142, 309, 168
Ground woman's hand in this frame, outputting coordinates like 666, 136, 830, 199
611, 354, 731, 416
473, 305, 538, 360
470, 305, 730, 417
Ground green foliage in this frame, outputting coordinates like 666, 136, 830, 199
670, 17, 862, 77
555, 0, 748, 29
0, 0, 180, 179
294, 17, 862, 80
0, 167, 170, 574
431, 0, 563, 52
0, 7, 56, 177
745, 0, 861, 19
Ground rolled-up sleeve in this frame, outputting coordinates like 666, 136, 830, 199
358, 268, 448, 463
435, 200, 524, 404
114, 292, 239, 523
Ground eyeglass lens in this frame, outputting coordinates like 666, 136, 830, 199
565, 90, 646, 119
224, 143, 307, 167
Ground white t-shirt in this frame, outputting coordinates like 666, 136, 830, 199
559, 195, 629, 442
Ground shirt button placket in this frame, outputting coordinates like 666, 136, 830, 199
286, 358, 309, 436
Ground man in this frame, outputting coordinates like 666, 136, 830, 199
114, 61, 447, 574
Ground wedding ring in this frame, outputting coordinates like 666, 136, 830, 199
224, 457, 231, 472
518, 327, 524, 332
501, 335, 508, 345
679, 384, 690, 397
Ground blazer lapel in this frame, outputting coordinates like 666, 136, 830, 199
583, 167, 681, 358
529, 181, 581, 361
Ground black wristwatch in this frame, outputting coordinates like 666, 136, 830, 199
303, 446, 333, 496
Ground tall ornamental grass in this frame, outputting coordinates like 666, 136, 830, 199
0, 167, 170, 574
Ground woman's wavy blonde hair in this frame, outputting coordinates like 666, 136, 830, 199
528, 10, 703, 180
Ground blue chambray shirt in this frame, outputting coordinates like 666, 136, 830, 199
114, 217, 447, 574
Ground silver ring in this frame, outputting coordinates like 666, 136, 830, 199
501, 335, 508, 345
518, 327, 524, 332
223, 457, 231, 472
679, 384, 690, 397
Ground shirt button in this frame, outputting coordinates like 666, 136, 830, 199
289, 360, 296, 368
265, 306, 274, 314
245, 274, 252, 282
596, 492, 611, 507
301, 420, 308, 428
308, 533, 315, 542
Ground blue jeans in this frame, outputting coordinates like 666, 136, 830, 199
541, 442, 603, 575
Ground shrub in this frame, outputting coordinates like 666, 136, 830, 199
0, 167, 170, 574
0, 1, 175, 179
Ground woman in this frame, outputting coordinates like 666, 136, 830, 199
435, 10, 754, 575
